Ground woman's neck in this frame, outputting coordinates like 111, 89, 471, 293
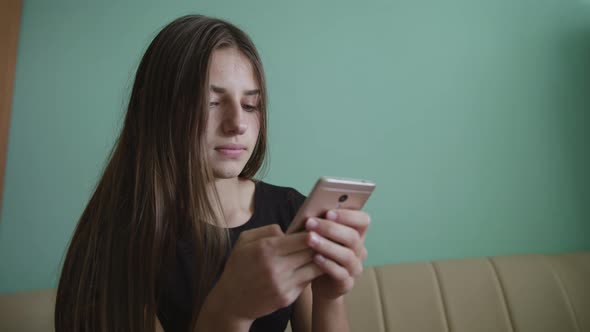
213, 177, 256, 228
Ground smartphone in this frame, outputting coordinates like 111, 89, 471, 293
286, 176, 376, 234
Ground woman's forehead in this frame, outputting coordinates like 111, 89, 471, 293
208, 48, 258, 92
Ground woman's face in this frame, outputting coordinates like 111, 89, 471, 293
205, 47, 261, 179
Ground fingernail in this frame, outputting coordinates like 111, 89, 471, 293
315, 254, 326, 263
326, 210, 338, 221
306, 218, 318, 229
309, 232, 320, 245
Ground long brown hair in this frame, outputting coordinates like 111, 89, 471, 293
55, 15, 268, 331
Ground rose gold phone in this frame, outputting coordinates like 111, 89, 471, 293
286, 176, 376, 234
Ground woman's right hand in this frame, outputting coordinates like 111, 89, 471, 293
203, 224, 323, 325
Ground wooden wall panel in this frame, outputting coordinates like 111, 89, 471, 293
0, 0, 22, 219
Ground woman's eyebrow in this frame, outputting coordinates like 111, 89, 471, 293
210, 84, 260, 96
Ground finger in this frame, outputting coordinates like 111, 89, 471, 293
361, 247, 368, 262
325, 210, 371, 236
314, 254, 356, 291
273, 232, 312, 256
305, 217, 362, 256
307, 232, 363, 277
237, 224, 283, 244
292, 261, 324, 285
284, 248, 315, 270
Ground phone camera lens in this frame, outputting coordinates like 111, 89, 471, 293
338, 194, 348, 203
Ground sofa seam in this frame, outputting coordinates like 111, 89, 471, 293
430, 261, 451, 332
373, 267, 389, 332
541, 254, 581, 332
487, 257, 516, 332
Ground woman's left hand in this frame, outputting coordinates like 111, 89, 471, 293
304, 209, 371, 300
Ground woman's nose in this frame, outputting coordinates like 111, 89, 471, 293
222, 101, 247, 135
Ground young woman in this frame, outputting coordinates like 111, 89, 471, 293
55, 14, 371, 332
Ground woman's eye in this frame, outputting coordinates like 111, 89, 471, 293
209, 101, 220, 108
243, 104, 258, 112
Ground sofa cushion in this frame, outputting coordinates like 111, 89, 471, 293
341, 251, 590, 332
2, 251, 588, 332
0, 289, 55, 332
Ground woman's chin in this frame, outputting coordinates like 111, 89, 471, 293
212, 166, 243, 179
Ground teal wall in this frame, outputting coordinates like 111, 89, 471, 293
1, 0, 589, 293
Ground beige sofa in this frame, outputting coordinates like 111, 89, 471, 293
1, 251, 588, 332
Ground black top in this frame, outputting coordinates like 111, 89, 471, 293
157, 181, 306, 331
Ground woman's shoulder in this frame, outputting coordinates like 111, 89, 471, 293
253, 180, 306, 231
256, 180, 306, 205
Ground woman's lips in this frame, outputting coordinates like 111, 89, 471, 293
215, 145, 246, 158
